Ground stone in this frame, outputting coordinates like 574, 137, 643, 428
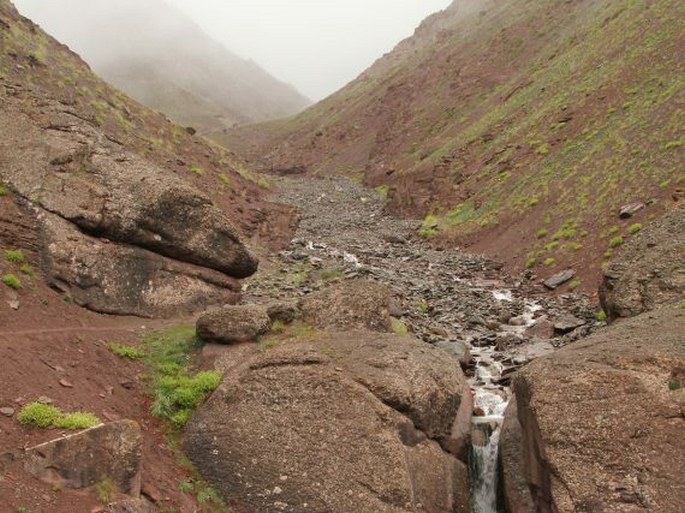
523, 315, 555, 339
184, 331, 471, 513
552, 314, 586, 334
543, 269, 575, 290
105, 498, 159, 513
40, 213, 241, 317
0, 407, 14, 417
619, 202, 645, 218
196, 304, 270, 344
24, 420, 142, 494
266, 302, 299, 324
501, 305, 685, 512
600, 206, 684, 320
299, 279, 392, 332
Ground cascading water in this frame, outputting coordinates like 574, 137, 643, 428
468, 292, 542, 513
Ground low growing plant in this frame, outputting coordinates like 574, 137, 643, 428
608, 236, 624, 248
391, 319, 409, 335
17, 403, 61, 428
2, 274, 21, 289
107, 342, 145, 359
4, 249, 24, 263
628, 223, 643, 235
54, 412, 101, 430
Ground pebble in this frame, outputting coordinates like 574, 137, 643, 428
0, 407, 15, 417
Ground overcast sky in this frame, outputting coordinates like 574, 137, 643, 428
14, 0, 451, 100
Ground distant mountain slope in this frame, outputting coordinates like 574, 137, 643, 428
14, 0, 311, 133
230, 0, 684, 290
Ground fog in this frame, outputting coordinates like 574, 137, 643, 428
13, 0, 452, 100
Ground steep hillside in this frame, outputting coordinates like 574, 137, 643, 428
229, 0, 684, 291
14, 0, 310, 133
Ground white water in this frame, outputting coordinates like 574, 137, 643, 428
469, 293, 542, 512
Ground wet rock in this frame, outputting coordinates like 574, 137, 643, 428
196, 305, 270, 344
552, 314, 586, 334
299, 279, 392, 332
619, 202, 645, 219
543, 269, 575, 290
600, 206, 684, 320
523, 315, 555, 339
501, 305, 685, 512
24, 420, 142, 494
185, 331, 471, 513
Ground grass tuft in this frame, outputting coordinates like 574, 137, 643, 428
17, 403, 61, 428
2, 274, 21, 289
107, 342, 145, 359
4, 249, 25, 264
54, 412, 101, 430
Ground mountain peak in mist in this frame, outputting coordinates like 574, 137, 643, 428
16, 0, 311, 131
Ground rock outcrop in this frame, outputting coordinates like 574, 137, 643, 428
196, 304, 271, 344
501, 305, 685, 512
299, 279, 392, 332
184, 331, 472, 513
24, 420, 143, 494
0, 88, 256, 316
600, 206, 684, 321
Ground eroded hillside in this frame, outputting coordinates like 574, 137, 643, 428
228, 0, 684, 291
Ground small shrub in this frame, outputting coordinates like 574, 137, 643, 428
2, 274, 21, 289
16, 507, 27, 513
107, 342, 145, 359
568, 242, 583, 251
628, 223, 643, 235
271, 319, 286, 333
545, 241, 560, 252
535, 143, 550, 156
189, 165, 205, 176
525, 256, 537, 269
320, 269, 345, 281
170, 409, 191, 428
391, 319, 408, 335
375, 184, 390, 197
543, 258, 556, 267
596, 310, 608, 322
18, 403, 62, 428
19, 263, 34, 277
535, 229, 548, 239
179, 479, 195, 494
418, 227, 437, 239
569, 279, 581, 290
608, 236, 624, 248
4, 249, 24, 263
95, 478, 116, 504
54, 412, 101, 430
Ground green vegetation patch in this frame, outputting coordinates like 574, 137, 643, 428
2, 274, 21, 289
628, 223, 643, 235
608, 236, 625, 248
0, 184, 9, 196
391, 319, 409, 335
141, 326, 220, 429
4, 249, 25, 264
18, 402, 100, 430
107, 342, 145, 359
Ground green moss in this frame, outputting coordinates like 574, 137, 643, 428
391, 319, 409, 335
320, 269, 345, 281
189, 165, 205, 176
525, 256, 537, 269
54, 412, 101, 430
569, 279, 581, 290
596, 310, 608, 322
609, 236, 625, 248
0, 184, 9, 196
107, 342, 145, 359
218, 173, 230, 186
4, 249, 24, 263
2, 274, 21, 289
628, 223, 643, 235
536, 229, 549, 239
17, 403, 61, 428
543, 257, 556, 267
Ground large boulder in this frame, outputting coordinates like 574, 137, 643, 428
23, 420, 142, 494
40, 212, 241, 317
184, 331, 472, 513
600, 206, 684, 321
299, 279, 392, 332
196, 304, 271, 344
500, 305, 685, 512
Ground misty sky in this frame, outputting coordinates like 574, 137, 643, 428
14, 0, 451, 100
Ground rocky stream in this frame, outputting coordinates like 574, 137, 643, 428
242, 176, 599, 512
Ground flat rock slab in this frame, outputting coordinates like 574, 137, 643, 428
552, 314, 586, 334
543, 269, 575, 290
24, 420, 142, 494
